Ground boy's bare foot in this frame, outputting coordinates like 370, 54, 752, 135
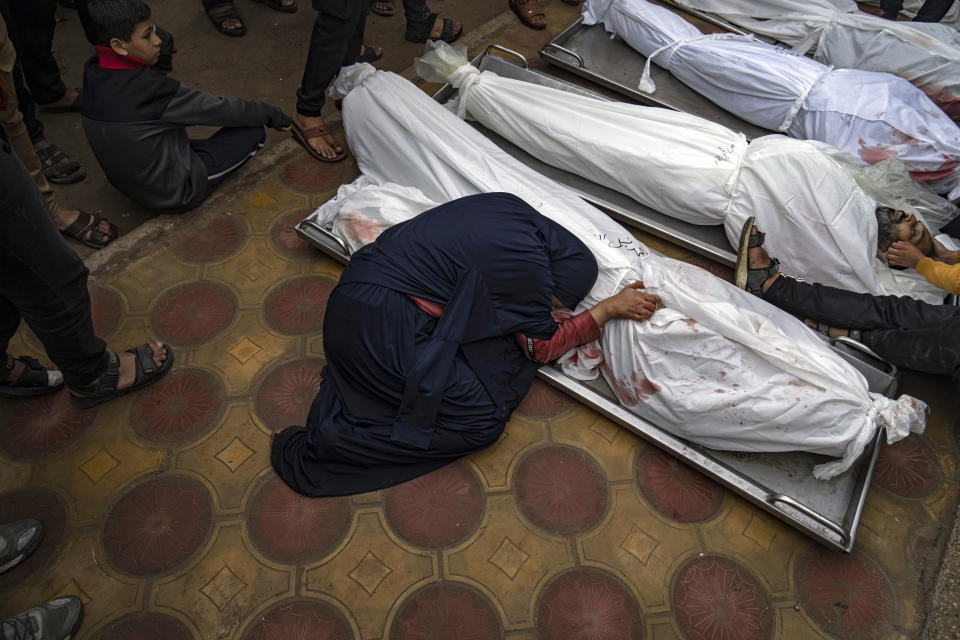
292, 113, 345, 161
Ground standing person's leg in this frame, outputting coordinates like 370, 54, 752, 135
293, 0, 366, 161
401, 0, 462, 43
881, 0, 905, 19
914, 0, 957, 22
5, 0, 78, 109
189, 126, 266, 199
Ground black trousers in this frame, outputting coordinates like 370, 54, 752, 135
297, 0, 367, 116
763, 275, 960, 386
189, 125, 266, 199
881, 0, 956, 21
0, 129, 108, 388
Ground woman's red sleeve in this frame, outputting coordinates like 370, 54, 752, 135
515, 311, 601, 364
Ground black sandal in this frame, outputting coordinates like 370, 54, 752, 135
734, 217, 780, 295
69, 343, 174, 409
36, 144, 85, 185
371, 0, 395, 16
405, 13, 462, 43
206, 4, 247, 37
61, 211, 120, 250
250, 0, 298, 13
357, 44, 383, 64
0, 354, 63, 397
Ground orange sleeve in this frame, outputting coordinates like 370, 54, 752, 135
916, 257, 960, 295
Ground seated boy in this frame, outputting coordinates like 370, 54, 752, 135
78, 0, 292, 213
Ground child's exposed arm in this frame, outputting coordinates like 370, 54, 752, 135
159, 85, 291, 129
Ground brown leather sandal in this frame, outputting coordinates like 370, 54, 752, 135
290, 121, 347, 163
509, 0, 546, 30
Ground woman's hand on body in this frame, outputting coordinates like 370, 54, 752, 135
590, 281, 659, 326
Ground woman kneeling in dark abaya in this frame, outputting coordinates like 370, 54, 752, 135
270, 192, 658, 497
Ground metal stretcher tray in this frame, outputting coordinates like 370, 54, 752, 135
539, 17, 772, 141
295, 211, 895, 553
294, 49, 900, 550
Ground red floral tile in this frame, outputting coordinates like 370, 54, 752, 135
391, 582, 501, 640
90, 286, 124, 338
874, 435, 942, 499
0, 391, 96, 458
537, 567, 644, 640
90, 612, 193, 640
151, 282, 237, 346
280, 152, 352, 194
171, 214, 247, 263
515, 379, 575, 420
0, 488, 68, 589
515, 445, 608, 536
269, 210, 320, 260
385, 462, 483, 549
102, 474, 213, 576
635, 442, 725, 523
254, 358, 326, 431
247, 476, 352, 564
263, 276, 335, 335
129, 367, 226, 446
243, 599, 353, 639
673, 555, 772, 640
795, 547, 895, 640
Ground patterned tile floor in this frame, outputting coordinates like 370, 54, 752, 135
2, 3, 958, 639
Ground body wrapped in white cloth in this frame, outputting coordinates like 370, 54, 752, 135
414, 40, 957, 302
306, 63, 927, 479
582, 0, 960, 203
621, 0, 960, 122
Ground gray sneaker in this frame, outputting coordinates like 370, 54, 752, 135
0, 597, 83, 640
0, 520, 44, 575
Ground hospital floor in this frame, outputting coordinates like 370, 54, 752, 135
2, 2, 959, 639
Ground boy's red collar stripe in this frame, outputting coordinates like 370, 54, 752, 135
95, 46, 149, 70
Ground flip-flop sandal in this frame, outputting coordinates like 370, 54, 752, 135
251, 0, 298, 13
357, 44, 383, 63
290, 122, 347, 163
405, 14, 462, 43
371, 0, 395, 16
206, 4, 247, 37
69, 344, 174, 409
42, 88, 82, 113
0, 355, 63, 397
36, 144, 85, 185
509, 0, 547, 30
61, 211, 120, 250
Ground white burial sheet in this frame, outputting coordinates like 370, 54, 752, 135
640, 0, 960, 121
308, 63, 927, 479
582, 0, 960, 203
413, 41, 954, 302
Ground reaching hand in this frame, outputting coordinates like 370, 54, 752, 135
885, 240, 925, 269
591, 281, 659, 326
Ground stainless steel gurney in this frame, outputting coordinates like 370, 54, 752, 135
293, 47, 900, 552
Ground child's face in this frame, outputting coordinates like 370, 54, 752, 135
112, 19, 162, 66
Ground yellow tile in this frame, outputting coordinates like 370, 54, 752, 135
304, 509, 435, 639
235, 183, 311, 233
307, 257, 346, 278
2, 533, 142, 628
32, 420, 164, 526
445, 495, 575, 630
0, 454, 30, 493
465, 416, 549, 491
578, 486, 700, 612
699, 499, 804, 595
204, 236, 305, 308
154, 524, 294, 639
774, 604, 830, 639
109, 249, 200, 314
189, 312, 301, 397
549, 407, 641, 482
174, 403, 269, 512
647, 617, 683, 640
857, 494, 918, 578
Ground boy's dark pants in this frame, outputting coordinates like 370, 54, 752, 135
0, 130, 108, 389
190, 126, 266, 199
762, 274, 960, 386
297, 0, 367, 116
